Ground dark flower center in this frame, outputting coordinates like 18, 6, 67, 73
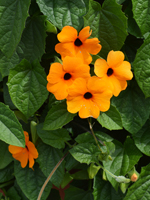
84, 92, 92, 99
107, 68, 113, 76
64, 73, 71, 80
74, 38, 83, 46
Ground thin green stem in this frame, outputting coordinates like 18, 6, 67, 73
88, 118, 103, 153
65, 141, 72, 148
98, 163, 117, 178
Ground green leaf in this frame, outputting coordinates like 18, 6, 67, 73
133, 35, 150, 97
3, 78, 17, 110
65, 185, 94, 200
103, 138, 142, 190
7, 187, 21, 200
37, 142, 65, 188
124, 163, 150, 200
97, 105, 123, 130
0, 163, 14, 184
0, 140, 13, 169
93, 171, 124, 200
112, 81, 150, 134
16, 15, 47, 62
43, 101, 75, 130
84, 0, 127, 58
69, 143, 100, 165
125, 2, 142, 38
132, 0, 150, 36
0, 50, 19, 78
75, 132, 113, 145
45, 20, 57, 34
37, 0, 89, 31
37, 123, 71, 149
133, 120, 150, 156
14, 161, 52, 200
0, 0, 30, 57
8, 59, 49, 118
0, 102, 25, 147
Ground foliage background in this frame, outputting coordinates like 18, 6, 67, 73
0, 0, 150, 199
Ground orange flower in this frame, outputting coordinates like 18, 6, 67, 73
8, 131, 38, 169
94, 50, 133, 96
55, 26, 102, 64
66, 77, 112, 118
47, 56, 90, 100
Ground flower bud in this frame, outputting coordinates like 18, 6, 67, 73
131, 173, 138, 182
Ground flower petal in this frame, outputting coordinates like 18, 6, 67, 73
75, 46, 92, 64
8, 145, 23, 154
109, 75, 127, 96
83, 38, 102, 55
107, 50, 124, 68
94, 59, 109, 78
47, 81, 69, 100
78, 26, 92, 41
24, 131, 29, 144
63, 56, 90, 79
55, 42, 76, 58
79, 100, 100, 118
47, 63, 64, 84
114, 61, 133, 80
28, 153, 35, 169
13, 148, 28, 168
68, 78, 87, 97
27, 141, 38, 159
67, 96, 83, 113
93, 91, 112, 112
57, 26, 77, 42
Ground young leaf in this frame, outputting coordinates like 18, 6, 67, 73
112, 81, 150, 134
0, 102, 25, 147
132, 0, 150, 37
97, 105, 123, 130
124, 163, 150, 200
43, 101, 75, 130
14, 161, 52, 200
0, 0, 30, 57
133, 120, 150, 156
93, 171, 124, 200
37, 123, 71, 149
0, 140, 13, 169
37, 0, 89, 31
36, 142, 65, 188
84, 0, 127, 58
69, 143, 100, 165
8, 59, 49, 118
103, 138, 142, 190
133, 35, 150, 97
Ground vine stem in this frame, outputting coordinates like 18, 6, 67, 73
88, 118, 103, 153
37, 152, 69, 200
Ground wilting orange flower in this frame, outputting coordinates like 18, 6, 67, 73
8, 131, 38, 169
47, 56, 90, 100
66, 77, 112, 118
55, 26, 102, 64
94, 50, 133, 96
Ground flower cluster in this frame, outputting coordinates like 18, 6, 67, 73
47, 26, 133, 118
8, 131, 38, 169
